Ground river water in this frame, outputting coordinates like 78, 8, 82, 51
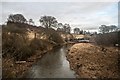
24, 45, 76, 78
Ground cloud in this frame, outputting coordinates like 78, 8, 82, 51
1, 2, 118, 32
1, 0, 119, 2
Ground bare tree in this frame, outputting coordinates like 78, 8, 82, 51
109, 25, 117, 32
64, 23, 71, 33
28, 19, 34, 25
7, 14, 27, 23
74, 28, 80, 34
58, 23, 63, 28
39, 16, 58, 28
57, 23, 64, 31
99, 25, 109, 33
79, 30, 83, 34
99, 25, 118, 33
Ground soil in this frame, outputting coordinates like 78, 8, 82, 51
67, 43, 120, 78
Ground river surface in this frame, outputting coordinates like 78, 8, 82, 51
24, 45, 76, 78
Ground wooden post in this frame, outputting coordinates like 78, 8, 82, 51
34, 33, 36, 39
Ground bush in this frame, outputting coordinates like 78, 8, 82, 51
91, 32, 119, 46
45, 28, 64, 44
13, 45, 33, 60
2, 22, 64, 61
2, 32, 33, 60
30, 38, 47, 51
2, 24, 33, 60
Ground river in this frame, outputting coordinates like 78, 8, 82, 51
24, 44, 76, 78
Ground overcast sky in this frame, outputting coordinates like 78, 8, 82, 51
1, 2, 118, 32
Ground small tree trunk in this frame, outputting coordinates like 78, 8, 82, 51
34, 33, 36, 39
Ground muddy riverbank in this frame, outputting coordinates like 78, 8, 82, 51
67, 43, 119, 78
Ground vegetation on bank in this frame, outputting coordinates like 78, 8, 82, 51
90, 31, 120, 47
2, 14, 73, 78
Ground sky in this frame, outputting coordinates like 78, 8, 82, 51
1, 1, 118, 32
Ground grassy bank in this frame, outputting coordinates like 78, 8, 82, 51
2, 42, 60, 78
67, 43, 119, 78
2, 22, 66, 78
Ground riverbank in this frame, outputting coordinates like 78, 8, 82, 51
2, 22, 69, 78
67, 43, 119, 78
2, 44, 63, 78
23, 44, 76, 78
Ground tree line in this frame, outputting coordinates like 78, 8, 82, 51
7, 14, 71, 34
99, 25, 119, 34
7, 14, 119, 35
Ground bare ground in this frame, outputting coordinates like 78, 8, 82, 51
67, 43, 120, 78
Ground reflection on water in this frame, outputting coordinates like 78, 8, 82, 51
24, 45, 76, 78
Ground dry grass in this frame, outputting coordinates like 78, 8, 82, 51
67, 43, 119, 78
2, 46, 53, 78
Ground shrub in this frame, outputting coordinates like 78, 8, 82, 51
91, 32, 119, 46
13, 45, 33, 60
30, 38, 47, 51
2, 24, 33, 60
2, 22, 64, 61
45, 28, 64, 44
